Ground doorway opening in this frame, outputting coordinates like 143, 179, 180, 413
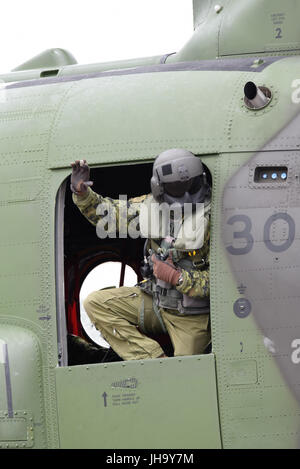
56, 160, 212, 366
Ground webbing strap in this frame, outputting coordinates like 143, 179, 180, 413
138, 296, 167, 334
152, 300, 167, 334
139, 298, 146, 333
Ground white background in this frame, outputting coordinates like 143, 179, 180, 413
1, 0, 193, 74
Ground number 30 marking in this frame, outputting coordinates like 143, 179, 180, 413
226, 215, 254, 255
227, 213, 295, 255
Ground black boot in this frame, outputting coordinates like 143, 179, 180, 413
67, 334, 122, 365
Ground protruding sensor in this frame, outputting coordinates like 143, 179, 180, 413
244, 82, 272, 110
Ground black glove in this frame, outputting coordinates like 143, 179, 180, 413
70, 160, 93, 195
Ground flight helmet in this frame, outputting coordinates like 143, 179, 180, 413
150, 148, 210, 205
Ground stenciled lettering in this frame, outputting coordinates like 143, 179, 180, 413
291, 339, 300, 364
227, 213, 296, 255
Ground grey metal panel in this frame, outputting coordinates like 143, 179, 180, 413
222, 113, 300, 406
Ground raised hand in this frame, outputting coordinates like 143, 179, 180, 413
70, 160, 93, 195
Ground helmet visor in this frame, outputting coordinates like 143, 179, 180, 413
164, 176, 202, 198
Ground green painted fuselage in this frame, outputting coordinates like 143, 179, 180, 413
1, 0, 300, 449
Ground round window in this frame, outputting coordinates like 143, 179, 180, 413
80, 262, 138, 347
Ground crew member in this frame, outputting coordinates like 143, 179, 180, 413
71, 149, 211, 360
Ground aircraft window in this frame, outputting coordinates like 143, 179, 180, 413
79, 262, 138, 347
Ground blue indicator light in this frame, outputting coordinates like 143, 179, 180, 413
255, 167, 288, 183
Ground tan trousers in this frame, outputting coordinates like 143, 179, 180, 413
84, 286, 210, 361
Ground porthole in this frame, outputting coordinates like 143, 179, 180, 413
80, 262, 138, 347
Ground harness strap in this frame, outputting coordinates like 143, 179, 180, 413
139, 298, 146, 334
152, 300, 167, 334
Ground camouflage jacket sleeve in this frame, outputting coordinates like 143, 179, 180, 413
72, 187, 149, 235
176, 265, 210, 298
175, 217, 210, 298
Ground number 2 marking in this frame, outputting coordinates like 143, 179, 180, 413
291, 339, 300, 364
275, 27, 283, 39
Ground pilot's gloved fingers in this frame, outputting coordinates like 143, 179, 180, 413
70, 160, 81, 172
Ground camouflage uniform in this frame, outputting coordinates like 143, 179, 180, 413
73, 187, 211, 360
